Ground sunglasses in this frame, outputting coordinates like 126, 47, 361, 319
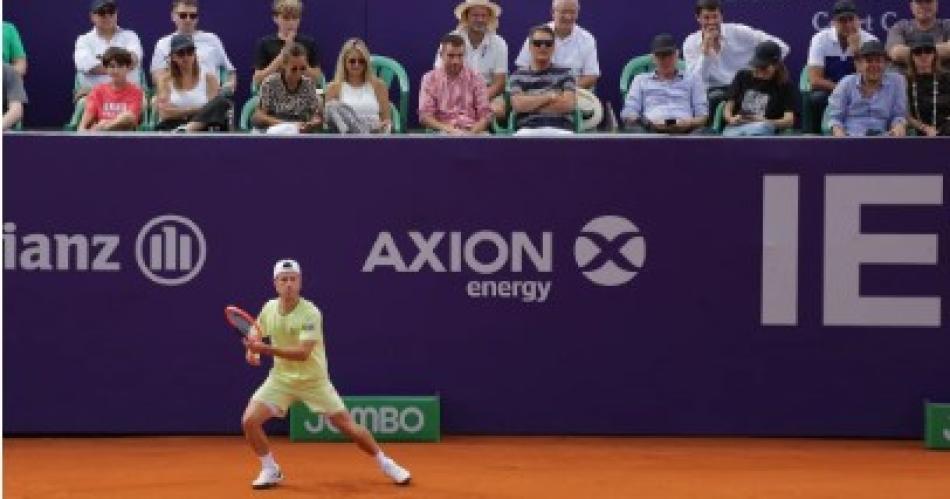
177, 12, 199, 20
836, 14, 856, 22
347, 58, 366, 65
94, 5, 117, 16
288, 65, 308, 72
531, 39, 555, 48
912, 47, 936, 55
174, 48, 196, 57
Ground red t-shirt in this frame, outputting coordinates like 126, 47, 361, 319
86, 82, 144, 124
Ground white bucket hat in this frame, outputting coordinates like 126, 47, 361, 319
575, 88, 604, 131
273, 259, 302, 278
454, 0, 502, 21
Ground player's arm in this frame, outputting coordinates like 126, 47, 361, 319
245, 338, 316, 362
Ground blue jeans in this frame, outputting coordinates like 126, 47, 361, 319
722, 121, 777, 137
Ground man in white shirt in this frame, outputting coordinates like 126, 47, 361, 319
514, 0, 599, 90
73, 0, 143, 96
434, 0, 508, 119
150, 0, 237, 96
683, 0, 789, 122
805, 0, 878, 131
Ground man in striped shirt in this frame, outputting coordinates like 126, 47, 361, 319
509, 25, 576, 135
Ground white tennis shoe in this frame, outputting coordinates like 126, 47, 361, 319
380, 458, 411, 485
251, 466, 283, 489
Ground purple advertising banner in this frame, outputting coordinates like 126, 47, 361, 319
3, 134, 949, 436
3, 0, 925, 128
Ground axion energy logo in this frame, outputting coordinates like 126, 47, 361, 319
574, 216, 646, 287
3, 214, 206, 286
362, 215, 645, 303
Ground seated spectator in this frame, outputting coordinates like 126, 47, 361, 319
515, 0, 598, 90
886, 0, 950, 69
722, 41, 796, 136
620, 34, 709, 135
419, 34, 492, 135
252, 0, 321, 89
3, 63, 27, 129
806, 0, 878, 131
3, 21, 27, 76
73, 0, 143, 97
325, 38, 391, 134
827, 41, 907, 137
78, 47, 144, 132
683, 0, 789, 122
155, 35, 232, 132
151, 0, 237, 96
509, 25, 577, 136
434, 0, 508, 119
252, 42, 322, 134
905, 33, 950, 136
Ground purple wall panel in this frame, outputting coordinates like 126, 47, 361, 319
3, 135, 948, 436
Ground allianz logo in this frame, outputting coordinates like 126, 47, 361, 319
304, 406, 426, 434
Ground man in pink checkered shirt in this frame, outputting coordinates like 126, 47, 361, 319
419, 33, 492, 134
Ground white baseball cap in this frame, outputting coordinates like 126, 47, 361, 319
273, 259, 302, 278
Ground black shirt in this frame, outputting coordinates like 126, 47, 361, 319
727, 69, 795, 120
254, 33, 321, 70
907, 72, 950, 127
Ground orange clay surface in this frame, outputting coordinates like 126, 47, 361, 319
5, 436, 950, 498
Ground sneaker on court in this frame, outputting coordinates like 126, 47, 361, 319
251, 466, 283, 489
380, 458, 411, 485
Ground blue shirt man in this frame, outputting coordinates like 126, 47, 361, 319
827, 41, 908, 136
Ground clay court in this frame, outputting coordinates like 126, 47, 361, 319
5, 436, 949, 498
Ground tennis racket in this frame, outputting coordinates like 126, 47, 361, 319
224, 305, 264, 365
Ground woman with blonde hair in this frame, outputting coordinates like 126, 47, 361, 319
905, 33, 950, 137
324, 38, 391, 133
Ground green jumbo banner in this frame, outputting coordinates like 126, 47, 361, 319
925, 402, 950, 450
290, 396, 440, 442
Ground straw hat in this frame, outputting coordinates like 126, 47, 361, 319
454, 0, 502, 21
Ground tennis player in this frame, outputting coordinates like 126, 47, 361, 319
240, 259, 411, 489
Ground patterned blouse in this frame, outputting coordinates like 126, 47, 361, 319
259, 73, 322, 124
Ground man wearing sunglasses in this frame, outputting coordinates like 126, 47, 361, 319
886, 0, 950, 67
73, 0, 142, 96
509, 25, 577, 135
150, 0, 237, 96
805, 0, 878, 132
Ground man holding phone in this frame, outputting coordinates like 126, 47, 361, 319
620, 33, 708, 134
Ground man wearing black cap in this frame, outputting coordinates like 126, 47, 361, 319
827, 41, 908, 137
151, 0, 236, 96
621, 33, 708, 134
722, 41, 796, 136
805, 0, 879, 132
886, 0, 950, 66
683, 0, 788, 121
73, 0, 143, 95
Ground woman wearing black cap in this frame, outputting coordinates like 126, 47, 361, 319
155, 34, 232, 132
722, 40, 796, 136
905, 33, 950, 136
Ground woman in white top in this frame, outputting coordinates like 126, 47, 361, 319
156, 34, 231, 132
324, 38, 391, 133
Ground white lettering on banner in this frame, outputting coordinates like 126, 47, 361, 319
823, 176, 942, 327
467, 280, 553, 303
303, 406, 425, 434
811, 11, 898, 33
363, 231, 552, 274
3, 223, 121, 271
4, 215, 206, 287
363, 217, 642, 304
761, 175, 944, 328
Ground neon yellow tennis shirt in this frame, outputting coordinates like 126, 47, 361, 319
256, 298, 329, 383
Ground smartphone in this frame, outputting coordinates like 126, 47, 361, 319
665, 118, 677, 126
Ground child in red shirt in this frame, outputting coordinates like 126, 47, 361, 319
79, 46, 143, 131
